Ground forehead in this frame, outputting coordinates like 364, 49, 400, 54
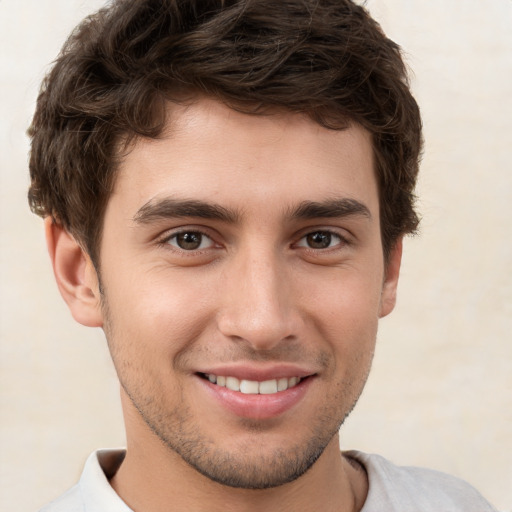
109, 98, 377, 219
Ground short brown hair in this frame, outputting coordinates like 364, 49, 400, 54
28, 0, 422, 265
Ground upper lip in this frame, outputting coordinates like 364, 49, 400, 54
195, 364, 316, 382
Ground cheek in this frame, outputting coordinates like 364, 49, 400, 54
102, 268, 215, 365
303, 268, 382, 370
307, 267, 383, 329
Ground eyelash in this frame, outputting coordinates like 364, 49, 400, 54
159, 229, 217, 252
295, 230, 349, 251
158, 228, 350, 254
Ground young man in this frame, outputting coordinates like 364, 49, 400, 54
28, 0, 497, 510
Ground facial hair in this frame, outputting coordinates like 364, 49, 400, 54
101, 293, 374, 490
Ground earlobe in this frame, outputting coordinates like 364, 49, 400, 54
379, 238, 403, 318
45, 217, 103, 327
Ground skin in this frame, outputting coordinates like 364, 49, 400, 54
47, 98, 402, 512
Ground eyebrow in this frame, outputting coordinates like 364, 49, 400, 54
288, 198, 372, 221
133, 196, 371, 225
133, 198, 239, 224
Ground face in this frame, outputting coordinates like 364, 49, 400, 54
96, 99, 399, 489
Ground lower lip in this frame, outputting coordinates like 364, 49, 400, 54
198, 376, 313, 420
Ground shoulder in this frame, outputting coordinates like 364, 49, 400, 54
38, 484, 83, 512
344, 450, 498, 512
37, 449, 130, 512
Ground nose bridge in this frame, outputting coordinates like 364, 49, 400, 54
217, 242, 300, 349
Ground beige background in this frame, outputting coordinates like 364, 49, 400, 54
1, 1, 511, 510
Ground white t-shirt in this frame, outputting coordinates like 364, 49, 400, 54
39, 449, 498, 511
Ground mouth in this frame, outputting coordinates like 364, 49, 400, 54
198, 373, 303, 395
196, 369, 315, 419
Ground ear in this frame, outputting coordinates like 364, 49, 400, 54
45, 217, 103, 327
379, 237, 403, 318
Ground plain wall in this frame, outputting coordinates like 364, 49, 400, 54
1, 1, 511, 510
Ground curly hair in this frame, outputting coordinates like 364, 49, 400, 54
28, 0, 422, 265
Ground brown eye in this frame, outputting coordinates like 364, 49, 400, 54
177, 232, 202, 250
306, 231, 333, 249
296, 231, 343, 250
167, 231, 213, 251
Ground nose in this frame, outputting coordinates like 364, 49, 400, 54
216, 248, 304, 351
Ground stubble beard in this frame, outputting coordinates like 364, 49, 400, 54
118, 369, 370, 490
122, 383, 361, 490
101, 294, 373, 490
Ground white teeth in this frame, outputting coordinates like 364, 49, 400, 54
240, 379, 259, 394
259, 379, 278, 394
205, 374, 302, 394
225, 376, 240, 392
277, 377, 288, 391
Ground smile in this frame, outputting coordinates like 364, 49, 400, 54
201, 373, 302, 395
